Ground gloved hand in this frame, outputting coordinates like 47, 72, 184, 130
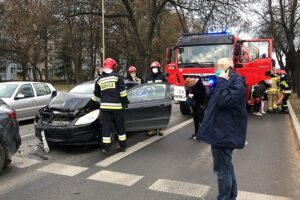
86, 99, 98, 110
122, 104, 128, 109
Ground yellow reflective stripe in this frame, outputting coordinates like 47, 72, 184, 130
101, 103, 122, 106
103, 137, 111, 143
118, 134, 126, 141
100, 105, 123, 109
91, 96, 98, 101
98, 77, 118, 84
99, 79, 118, 84
268, 88, 278, 91
120, 90, 127, 97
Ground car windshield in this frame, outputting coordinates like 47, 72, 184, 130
68, 82, 95, 94
178, 44, 233, 68
0, 84, 18, 98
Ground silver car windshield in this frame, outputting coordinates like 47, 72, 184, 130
69, 83, 95, 94
0, 84, 18, 98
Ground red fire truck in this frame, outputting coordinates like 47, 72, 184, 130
165, 31, 272, 115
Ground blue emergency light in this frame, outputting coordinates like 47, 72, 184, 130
182, 31, 232, 37
208, 79, 215, 85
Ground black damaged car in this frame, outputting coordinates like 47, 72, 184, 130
0, 98, 21, 172
35, 82, 172, 145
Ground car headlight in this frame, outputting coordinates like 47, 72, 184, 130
75, 109, 100, 126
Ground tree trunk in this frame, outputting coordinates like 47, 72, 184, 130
44, 29, 49, 82
32, 65, 38, 81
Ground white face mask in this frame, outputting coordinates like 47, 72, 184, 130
103, 68, 113, 74
130, 73, 136, 78
152, 68, 159, 74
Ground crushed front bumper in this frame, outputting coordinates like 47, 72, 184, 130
35, 119, 101, 145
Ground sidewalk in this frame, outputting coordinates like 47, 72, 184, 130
288, 93, 300, 148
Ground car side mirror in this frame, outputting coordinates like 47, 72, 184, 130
51, 91, 57, 98
15, 93, 25, 100
234, 43, 242, 62
167, 48, 172, 64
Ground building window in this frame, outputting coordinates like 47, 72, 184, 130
11, 67, 16, 74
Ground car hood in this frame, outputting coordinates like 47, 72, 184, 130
48, 92, 93, 111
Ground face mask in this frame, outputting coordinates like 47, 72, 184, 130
215, 69, 224, 77
130, 73, 136, 78
103, 68, 113, 74
152, 68, 159, 74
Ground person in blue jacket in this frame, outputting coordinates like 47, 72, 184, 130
196, 57, 248, 200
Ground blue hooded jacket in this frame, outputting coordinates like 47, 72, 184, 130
196, 73, 248, 149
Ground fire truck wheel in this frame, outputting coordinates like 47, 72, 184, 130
180, 102, 191, 115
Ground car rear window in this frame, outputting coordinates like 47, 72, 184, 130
0, 84, 18, 98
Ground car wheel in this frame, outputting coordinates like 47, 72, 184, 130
0, 143, 6, 172
180, 102, 191, 115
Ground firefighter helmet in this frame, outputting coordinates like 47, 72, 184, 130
273, 69, 280, 75
128, 66, 137, 73
279, 70, 287, 75
150, 61, 161, 68
103, 58, 118, 70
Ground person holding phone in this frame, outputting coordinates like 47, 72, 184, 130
196, 57, 248, 200
185, 77, 206, 140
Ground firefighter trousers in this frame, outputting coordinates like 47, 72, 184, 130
101, 110, 127, 152
281, 94, 290, 111
267, 93, 278, 111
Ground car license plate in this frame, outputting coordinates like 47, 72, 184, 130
173, 86, 186, 101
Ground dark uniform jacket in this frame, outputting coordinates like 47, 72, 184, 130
146, 72, 167, 83
279, 77, 291, 93
127, 75, 144, 84
196, 73, 248, 149
186, 79, 206, 108
93, 72, 129, 110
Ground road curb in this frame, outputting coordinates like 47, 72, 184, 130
287, 101, 300, 147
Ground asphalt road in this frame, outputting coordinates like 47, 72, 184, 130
1, 104, 300, 200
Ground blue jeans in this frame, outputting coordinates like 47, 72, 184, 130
211, 146, 237, 200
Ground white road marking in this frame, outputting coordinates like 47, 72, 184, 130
95, 119, 193, 167
11, 156, 41, 168
87, 170, 143, 186
148, 179, 210, 198
19, 124, 34, 129
237, 191, 292, 200
21, 133, 35, 138
36, 163, 88, 177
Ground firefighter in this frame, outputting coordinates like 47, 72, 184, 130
146, 61, 167, 83
92, 58, 129, 155
278, 70, 291, 113
146, 61, 167, 136
127, 66, 144, 84
267, 70, 280, 113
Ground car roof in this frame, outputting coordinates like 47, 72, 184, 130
0, 81, 51, 85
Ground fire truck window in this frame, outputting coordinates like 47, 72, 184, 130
178, 44, 233, 68
240, 42, 269, 63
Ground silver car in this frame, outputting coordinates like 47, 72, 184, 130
0, 82, 57, 121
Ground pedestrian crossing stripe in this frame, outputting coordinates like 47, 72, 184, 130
36, 163, 88, 177
148, 178, 210, 198
11, 156, 41, 168
87, 170, 143, 186
237, 191, 292, 200
31, 165, 293, 199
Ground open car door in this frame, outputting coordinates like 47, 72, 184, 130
235, 39, 272, 86
125, 83, 172, 132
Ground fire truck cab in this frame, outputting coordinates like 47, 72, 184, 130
166, 32, 272, 115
